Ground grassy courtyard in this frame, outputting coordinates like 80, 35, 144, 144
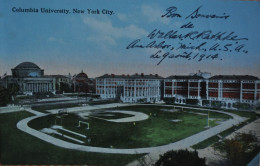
2, 104, 252, 165
28, 105, 231, 149
0, 111, 142, 165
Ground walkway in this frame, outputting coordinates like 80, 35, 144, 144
0, 105, 44, 116
17, 104, 246, 156
45, 103, 135, 114
0, 105, 24, 114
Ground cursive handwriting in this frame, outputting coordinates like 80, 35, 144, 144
185, 6, 229, 19
125, 5, 248, 66
126, 39, 171, 49
151, 50, 219, 65
161, 6, 182, 18
147, 29, 248, 41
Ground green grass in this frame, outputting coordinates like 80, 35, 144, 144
0, 111, 143, 165
28, 105, 230, 149
191, 117, 257, 149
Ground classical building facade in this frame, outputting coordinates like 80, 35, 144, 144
164, 74, 260, 108
0, 62, 55, 95
96, 73, 162, 103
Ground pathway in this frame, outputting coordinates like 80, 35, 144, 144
17, 104, 246, 156
0, 105, 24, 114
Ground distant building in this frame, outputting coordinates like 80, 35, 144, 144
50, 75, 71, 93
208, 75, 260, 107
0, 62, 55, 95
96, 73, 162, 103
164, 74, 260, 108
164, 75, 206, 105
72, 71, 95, 93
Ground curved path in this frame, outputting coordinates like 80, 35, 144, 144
78, 109, 149, 122
106, 110, 149, 122
17, 104, 246, 154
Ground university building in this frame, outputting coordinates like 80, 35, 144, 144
164, 75, 206, 105
72, 71, 96, 93
208, 75, 260, 107
0, 62, 56, 95
164, 74, 260, 108
96, 73, 162, 103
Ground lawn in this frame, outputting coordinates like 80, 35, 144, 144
0, 111, 142, 165
28, 105, 231, 149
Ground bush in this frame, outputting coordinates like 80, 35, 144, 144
202, 100, 210, 106
186, 99, 199, 105
215, 133, 260, 166
232, 102, 252, 110
0, 86, 11, 106
211, 101, 222, 108
163, 97, 175, 105
155, 149, 207, 166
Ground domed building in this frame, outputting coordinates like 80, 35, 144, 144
73, 70, 95, 93
1, 62, 55, 95
12, 62, 44, 77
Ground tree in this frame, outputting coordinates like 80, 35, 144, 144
0, 86, 11, 106
163, 97, 175, 105
60, 82, 72, 93
7, 83, 19, 96
155, 149, 207, 166
215, 133, 259, 166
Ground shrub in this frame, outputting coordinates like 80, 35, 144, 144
211, 101, 222, 108
232, 102, 252, 110
202, 100, 210, 106
163, 97, 175, 105
186, 99, 199, 105
155, 149, 207, 166
214, 133, 260, 166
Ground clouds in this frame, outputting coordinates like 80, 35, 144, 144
141, 5, 170, 25
117, 13, 127, 21
48, 36, 65, 44
82, 16, 148, 47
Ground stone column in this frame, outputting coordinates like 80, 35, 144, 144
240, 81, 243, 102
188, 81, 190, 98
104, 79, 106, 98
172, 80, 175, 96
198, 80, 201, 99
134, 80, 136, 102
206, 80, 209, 100
49, 83, 52, 92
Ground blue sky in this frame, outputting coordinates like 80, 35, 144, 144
0, 0, 260, 78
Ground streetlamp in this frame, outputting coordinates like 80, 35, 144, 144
206, 110, 210, 128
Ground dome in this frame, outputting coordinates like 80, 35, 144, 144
15, 62, 40, 69
12, 62, 43, 77
76, 71, 88, 79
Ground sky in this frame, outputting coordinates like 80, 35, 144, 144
0, 0, 260, 78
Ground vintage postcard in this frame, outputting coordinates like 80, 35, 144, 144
0, 0, 260, 165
